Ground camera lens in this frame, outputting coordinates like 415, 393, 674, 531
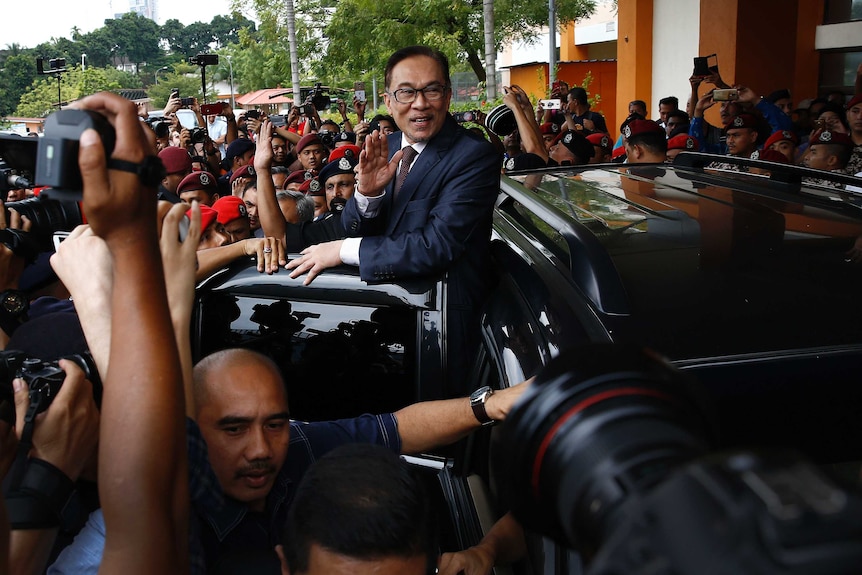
494, 345, 715, 551
6, 197, 83, 251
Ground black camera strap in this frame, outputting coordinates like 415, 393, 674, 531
6, 458, 84, 531
8, 389, 46, 490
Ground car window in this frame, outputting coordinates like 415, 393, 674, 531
196, 294, 417, 421
509, 167, 862, 360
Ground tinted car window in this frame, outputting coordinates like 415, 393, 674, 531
197, 293, 417, 420
512, 168, 862, 361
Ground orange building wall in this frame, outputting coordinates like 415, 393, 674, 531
616, 0, 654, 136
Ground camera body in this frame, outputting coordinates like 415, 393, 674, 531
189, 54, 219, 67
308, 83, 332, 112
318, 130, 337, 149
0, 350, 101, 415
190, 127, 209, 145
245, 110, 261, 120
37, 110, 116, 194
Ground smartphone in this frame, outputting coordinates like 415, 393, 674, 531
540, 99, 562, 110
713, 88, 738, 102
200, 103, 223, 116
551, 80, 563, 95
354, 81, 366, 103
693, 54, 718, 77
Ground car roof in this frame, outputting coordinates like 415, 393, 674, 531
504, 154, 862, 362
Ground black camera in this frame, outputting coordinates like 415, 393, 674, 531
148, 120, 171, 139
308, 83, 332, 112
0, 350, 101, 415
453, 110, 480, 123
190, 127, 209, 145
189, 54, 219, 67
37, 109, 116, 196
36, 57, 67, 75
496, 345, 862, 574
245, 110, 261, 120
318, 130, 337, 149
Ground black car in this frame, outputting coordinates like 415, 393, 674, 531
193, 154, 862, 573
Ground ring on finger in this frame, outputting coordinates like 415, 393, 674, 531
263, 247, 273, 253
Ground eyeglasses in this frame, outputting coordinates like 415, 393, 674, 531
388, 84, 449, 104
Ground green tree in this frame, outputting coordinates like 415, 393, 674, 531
102, 12, 163, 73
0, 53, 40, 116
13, 65, 139, 117
147, 63, 216, 108
320, 0, 596, 82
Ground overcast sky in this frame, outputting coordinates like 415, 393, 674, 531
4, 0, 243, 49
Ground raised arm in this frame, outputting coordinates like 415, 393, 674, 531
74, 92, 188, 575
253, 119, 289, 245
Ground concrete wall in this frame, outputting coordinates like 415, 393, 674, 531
652, 0, 700, 118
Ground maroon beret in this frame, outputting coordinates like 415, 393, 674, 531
158, 146, 192, 175
228, 164, 256, 185
177, 170, 218, 195
296, 133, 324, 154
667, 134, 699, 151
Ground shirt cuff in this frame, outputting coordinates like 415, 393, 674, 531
340, 237, 362, 266
354, 187, 386, 217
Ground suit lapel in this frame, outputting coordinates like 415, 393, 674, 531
386, 117, 458, 232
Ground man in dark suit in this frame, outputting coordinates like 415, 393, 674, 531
287, 45, 501, 396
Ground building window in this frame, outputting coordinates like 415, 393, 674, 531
820, 50, 862, 95
824, 0, 862, 24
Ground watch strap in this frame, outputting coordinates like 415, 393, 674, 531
107, 156, 166, 188
470, 386, 495, 426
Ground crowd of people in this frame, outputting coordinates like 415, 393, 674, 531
1, 43, 861, 575
497, 64, 862, 190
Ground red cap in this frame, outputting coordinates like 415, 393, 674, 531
622, 119, 664, 139
228, 164, 256, 185
158, 146, 192, 175
586, 132, 612, 151
725, 114, 759, 131
188, 205, 218, 231
328, 144, 361, 163
212, 196, 249, 224
296, 133, 324, 154
177, 171, 218, 195
763, 130, 799, 150
846, 94, 862, 110
809, 130, 854, 147
539, 122, 560, 135
750, 148, 791, 164
286, 170, 314, 186
667, 134, 699, 151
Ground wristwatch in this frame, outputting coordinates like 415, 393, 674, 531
470, 386, 496, 426
0, 289, 28, 336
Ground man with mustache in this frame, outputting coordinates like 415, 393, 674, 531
50, 347, 528, 574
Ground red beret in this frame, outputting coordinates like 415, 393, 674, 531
846, 94, 862, 110
622, 119, 664, 139
763, 130, 799, 150
667, 134, 699, 151
539, 122, 560, 135
228, 164, 256, 185
725, 114, 759, 131
328, 145, 361, 163
158, 146, 192, 175
750, 148, 791, 164
177, 171, 218, 196
286, 170, 314, 186
212, 196, 249, 224
809, 130, 854, 147
188, 205, 218, 231
296, 133, 324, 154
299, 179, 314, 195
586, 132, 612, 151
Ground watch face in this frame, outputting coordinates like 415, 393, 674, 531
3, 292, 26, 315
